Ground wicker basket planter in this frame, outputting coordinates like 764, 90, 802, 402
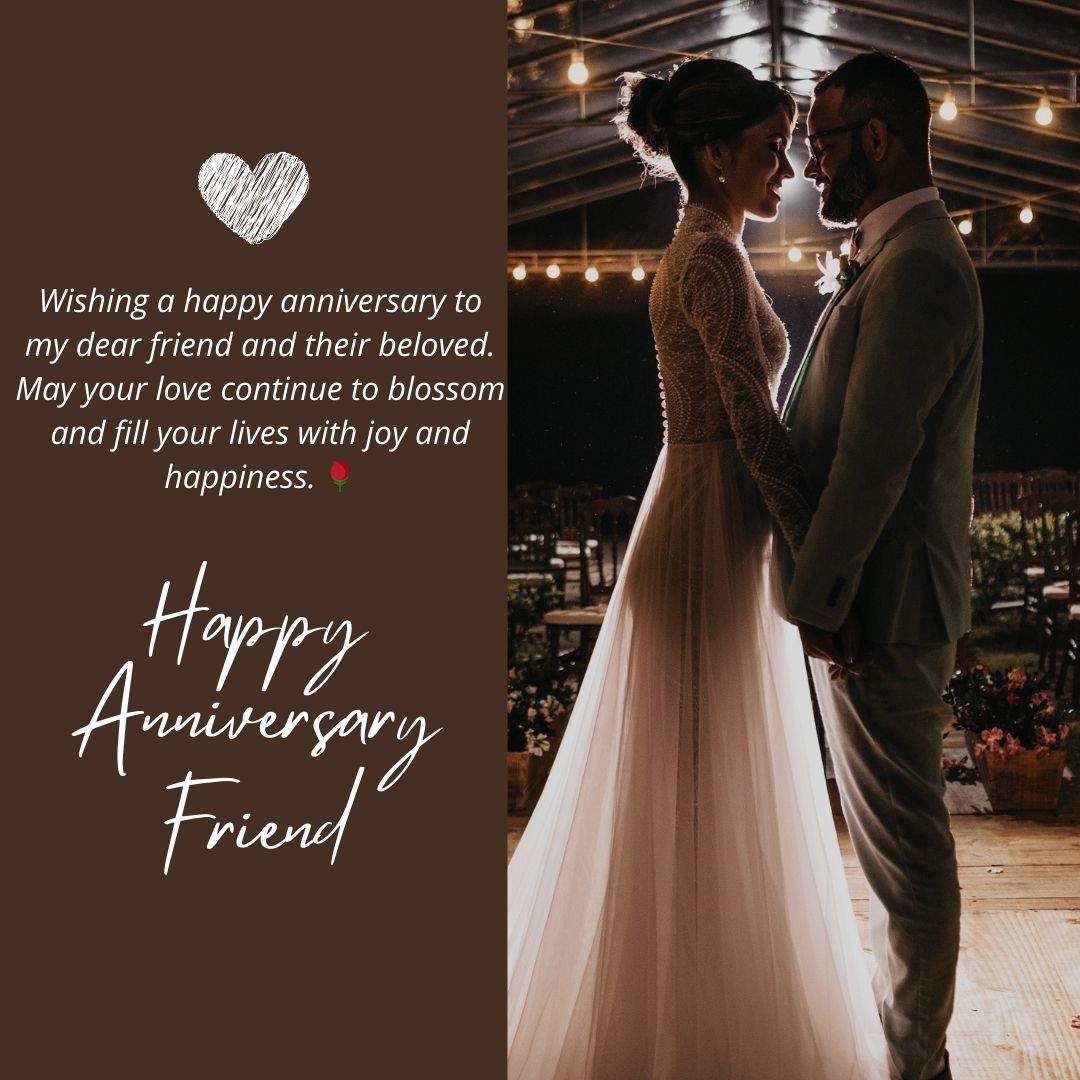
508, 750, 532, 812
964, 732, 1066, 811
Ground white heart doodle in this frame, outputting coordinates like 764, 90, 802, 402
197, 152, 309, 244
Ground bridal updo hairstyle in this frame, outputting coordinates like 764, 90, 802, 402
616, 59, 795, 189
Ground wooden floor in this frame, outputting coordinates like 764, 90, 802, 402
508, 781, 1080, 1079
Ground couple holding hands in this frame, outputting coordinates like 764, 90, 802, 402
510, 51, 981, 1080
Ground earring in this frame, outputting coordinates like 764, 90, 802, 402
718, 172, 726, 184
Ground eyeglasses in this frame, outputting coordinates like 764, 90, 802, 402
805, 117, 874, 165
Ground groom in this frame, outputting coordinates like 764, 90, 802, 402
781, 53, 982, 1080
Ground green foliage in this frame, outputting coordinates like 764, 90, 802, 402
508, 579, 561, 663
506, 581, 579, 755
507, 658, 579, 755
969, 512, 1025, 624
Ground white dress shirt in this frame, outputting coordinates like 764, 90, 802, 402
854, 186, 939, 260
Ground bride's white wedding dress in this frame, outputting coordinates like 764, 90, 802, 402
507, 204, 890, 1080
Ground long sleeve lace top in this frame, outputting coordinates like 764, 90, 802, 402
648, 203, 813, 554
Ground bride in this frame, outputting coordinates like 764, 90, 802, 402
508, 59, 890, 1079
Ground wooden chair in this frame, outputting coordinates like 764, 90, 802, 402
508, 495, 564, 590
512, 481, 605, 595
1058, 597, 1079, 708
972, 471, 1024, 515
1021, 468, 1079, 500
1044, 507, 1079, 694
512, 481, 603, 537
544, 495, 640, 668
1057, 507, 1080, 706
577, 496, 640, 605
1017, 494, 1052, 646
1028, 496, 1080, 676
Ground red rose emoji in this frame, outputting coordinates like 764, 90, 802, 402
330, 460, 349, 492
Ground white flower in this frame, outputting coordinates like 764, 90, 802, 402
525, 729, 552, 756
815, 251, 842, 295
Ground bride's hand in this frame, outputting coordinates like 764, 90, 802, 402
797, 619, 866, 680
798, 622, 846, 667
828, 614, 875, 680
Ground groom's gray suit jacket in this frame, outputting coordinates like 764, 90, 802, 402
780, 199, 983, 645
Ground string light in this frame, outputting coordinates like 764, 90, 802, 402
567, 48, 589, 86
513, 24, 1075, 138
938, 86, 958, 122
509, 186, 1062, 279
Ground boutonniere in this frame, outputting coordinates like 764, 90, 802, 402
815, 251, 861, 296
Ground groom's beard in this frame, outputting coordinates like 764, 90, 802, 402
818, 141, 876, 227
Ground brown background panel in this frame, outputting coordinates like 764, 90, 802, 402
4, 3, 505, 1076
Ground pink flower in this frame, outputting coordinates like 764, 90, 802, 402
1006, 667, 1026, 686
1034, 745, 1050, 760
981, 727, 1005, 752
1004, 733, 1024, 758
1035, 725, 1057, 747
972, 741, 986, 758
1059, 724, 1071, 742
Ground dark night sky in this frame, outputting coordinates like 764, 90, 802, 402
509, 265, 1079, 498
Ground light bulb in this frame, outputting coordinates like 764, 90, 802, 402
584, 266, 599, 283
787, 246, 803, 263
958, 217, 973, 236
512, 263, 527, 280
546, 262, 561, 279
567, 49, 589, 86
631, 265, 646, 281
1035, 95, 1053, 126
938, 88, 957, 122
1019, 205, 1034, 225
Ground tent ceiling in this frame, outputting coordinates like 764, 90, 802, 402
508, 0, 1080, 266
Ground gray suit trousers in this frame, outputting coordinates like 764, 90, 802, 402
812, 642, 959, 1080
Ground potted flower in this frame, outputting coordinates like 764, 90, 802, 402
507, 659, 579, 811
944, 665, 1074, 811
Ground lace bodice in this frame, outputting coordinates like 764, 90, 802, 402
648, 204, 813, 553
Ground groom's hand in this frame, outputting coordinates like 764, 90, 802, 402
797, 621, 843, 665
797, 620, 865, 679
829, 614, 874, 680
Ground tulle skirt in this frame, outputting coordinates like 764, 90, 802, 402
508, 441, 890, 1080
